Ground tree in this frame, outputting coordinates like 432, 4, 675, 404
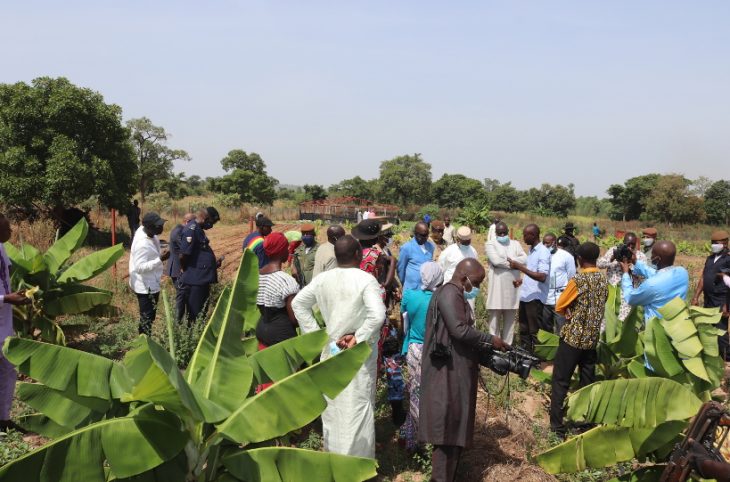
303, 184, 327, 201
328, 176, 375, 200
645, 174, 705, 224
218, 149, 278, 205
431, 174, 487, 209
127, 117, 190, 203
0, 77, 136, 210
691, 176, 714, 197
487, 181, 526, 212
522, 183, 576, 217
377, 153, 432, 206
703, 180, 730, 225
606, 174, 660, 221
573, 196, 612, 218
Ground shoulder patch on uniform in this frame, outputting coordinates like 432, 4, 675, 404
187, 224, 196, 230
186, 236, 193, 243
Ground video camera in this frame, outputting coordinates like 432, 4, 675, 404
478, 343, 541, 379
613, 243, 633, 262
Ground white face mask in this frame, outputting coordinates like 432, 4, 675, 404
643, 238, 654, 247
711, 243, 725, 254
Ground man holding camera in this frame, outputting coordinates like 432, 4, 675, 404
596, 231, 647, 320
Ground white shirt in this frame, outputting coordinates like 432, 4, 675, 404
546, 248, 577, 305
438, 243, 478, 283
443, 225, 455, 245
363, 211, 370, 220
129, 227, 164, 294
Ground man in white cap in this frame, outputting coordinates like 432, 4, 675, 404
438, 226, 478, 283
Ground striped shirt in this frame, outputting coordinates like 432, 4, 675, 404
257, 271, 300, 308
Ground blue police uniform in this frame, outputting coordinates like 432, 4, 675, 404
179, 219, 218, 324
165, 223, 188, 323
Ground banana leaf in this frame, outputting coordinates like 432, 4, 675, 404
18, 413, 75, 438
6, 242, 45, 275
16, 382, 109, 428
530, 369, 552, 384
3, 337, 125, 399
187, 251, 257, 411
216, 341, 372, 444
242, 337, 259, 356
657, 297, 688, 321
44, 285, 113, 316
57, 243, 124, 284
534, 329, 558, 361
44, 218, 88, 274
608, 465, 664, 481
688, 305, 722, 325
247, 330, 328, 384
110, 452, 189, 482
566, 378, 701, 428
121, 336, 229, 423
536, 421, 686, 474
222, 447, 378, 482
33, 314, 66, 345
643, 318, 683, 377
609, 306, 641, 358
0, 405, 188, 481
681, 356, 710, 382
697, 324, 725, 357
604, 285, 621, 344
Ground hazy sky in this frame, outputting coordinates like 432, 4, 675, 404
3, 1, 729, 196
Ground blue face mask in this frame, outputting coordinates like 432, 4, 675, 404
464, 287, 480, 300
302, 234, 315, 247
497, 235, 510, 245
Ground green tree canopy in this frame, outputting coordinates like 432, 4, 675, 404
645, 174, 705, 224
607, 174, 660, 221
0, 77, 136, 210
127, 117, 190, 203
522, 183, 576, 217
328, 176, 375, 200
431, 174, 486, 209
217, 149, 278, 205
303, 184, 327, 201
703, 180, 730, 225
377, 153, 432, 206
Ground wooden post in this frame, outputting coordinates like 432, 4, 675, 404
111, 208, 117, 279
249, 216, 254, 234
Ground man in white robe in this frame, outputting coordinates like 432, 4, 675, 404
485, 221, 527, 344
292, 235, 385, 458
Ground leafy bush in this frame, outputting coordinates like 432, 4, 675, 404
0, 430, 32, 466
215, 193, 242, 208
416, 204, 440, 221
145, 191, 173, 213
456, 202, 491, 233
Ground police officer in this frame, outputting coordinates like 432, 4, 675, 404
179, 206, 222, 324
166, 212, 194, 323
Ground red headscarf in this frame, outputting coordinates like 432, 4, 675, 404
263, 232, 289, 260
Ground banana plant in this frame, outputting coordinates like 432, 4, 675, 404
6, 218, 124, 345
0, 250, 379, 482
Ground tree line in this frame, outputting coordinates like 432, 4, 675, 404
1, 77, 728, 225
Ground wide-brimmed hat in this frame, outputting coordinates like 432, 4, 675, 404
380, 223, 393, 233
351, 219, 382, 240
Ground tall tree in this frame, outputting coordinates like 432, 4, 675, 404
691, 176, 714, 198
704, 180, 730, 225
487, 181, 526, 212
645, 175, 705, 224
328, 176, 375, 200
303, 184, 328, 201
377, 153, 432, 205
127, 117, 190, 202
522, 183, 576, 217
0, 77, 136, 210
606, 174, 660, 221
218, 149, 278, 205
431, 174, 486, 209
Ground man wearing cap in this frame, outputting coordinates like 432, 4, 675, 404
692, 230, 730, 357
438, 226, 478, 283
179, 207, 222, 324
443, 216, 455, 245
129, 212, 170, 335
429, 220, 448, 259
243, 216, 274, 269
641, 228, 658, 255
313, 225, 346, 278
166, 212, 195, 323
291, 223, 319, 287
561, 222, 580, 260
397, 222, 435, 291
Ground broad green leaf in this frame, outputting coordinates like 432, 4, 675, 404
57, 243, 124, 284
121, 336, 229, 423
6, 242, 46, 274
604, 285, 620, 344
643, 318, 683, 377
530, 369, 552, 384
609, 306, 641, 358
688, 305, 722, 325
627, 359, 650, 378
44, 218, 88, 274
567, 378, 701, 428
222, 447, 378, 482
44, 285, 113, 316
671, 335, 703, 358
16, 382, 108, 428
536, 422, 686, 474
657, 297, 688, 320
187, 251, 258, 411
682, 356, 710, 382
608, 465, 664, 481
242, 337, 259, 356
0, 406, 187, 481
534, 329, 558, 361
696, 324, 725, 357
216, 342, 372, 444
247, 330, 328, 384
18, 413, 74, 439
34, 315, 66, 345
109, 451, 189, 482
3, 337, 123, 400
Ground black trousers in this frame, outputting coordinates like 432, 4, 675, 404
519, 299, 544, 352
171, 277, 188, 324
136, 292, 160, 336
185, 284, 210, 325
542, 304, 566, 334
430, 445, 462, 482
550, 339, 597, 434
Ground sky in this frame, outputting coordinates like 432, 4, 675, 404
3, 1, 730, 197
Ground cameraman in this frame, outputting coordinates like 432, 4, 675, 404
550, 242, 608, 438
596, 232, 646, 320
419, 258, 509, 482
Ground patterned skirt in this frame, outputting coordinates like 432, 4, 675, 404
402, 342, 423, 451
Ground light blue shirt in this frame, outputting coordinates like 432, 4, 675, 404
520, 243, 551, 303
621, 261, 689, 321
397, 239, 435, 291
400, 288, 433, 354
546, 248, 577, 305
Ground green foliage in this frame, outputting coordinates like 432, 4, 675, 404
534, 329, 558, 361
7, 218, 124, 345
214, 193, 243, 208
644, 175, 705, 224
127, 117, 190, 203
416, 204, 440, 221
0, 430, 32, 467
573, 196, 612, 218
522, 183, 577, 217
328, 175, 376, 200
456, 201, 491, 232
377, 153, 432, 206
703, 179, 730, 225
483, 179, 526, 213
0, 251, 378, 481
431, 174, 486, 209
217, 149, 278, 205
0, 77, 136, 210
303, 184, 328, 201
607, 174, 660, 221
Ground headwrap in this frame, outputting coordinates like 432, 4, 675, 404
420, 261, 444, 292
263, 232, 289, 260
